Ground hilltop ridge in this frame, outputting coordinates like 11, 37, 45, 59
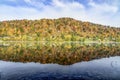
0, 17, 120, 42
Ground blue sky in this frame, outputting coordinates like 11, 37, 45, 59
0, 0, 120, 27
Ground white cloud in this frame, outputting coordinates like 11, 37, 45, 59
24, 0, 46, 8
24, 0, 31, 3
52, 0, 84, 9
89, 0, 118, 13
52, 0, 65, 7
0, 0, 120, 27
0, 5, 40, 20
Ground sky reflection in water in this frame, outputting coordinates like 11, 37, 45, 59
0, 42, 120, 80
0, 57, 120, 80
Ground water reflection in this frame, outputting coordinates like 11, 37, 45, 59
0, 56, 120, 80
0, 42, 120, 65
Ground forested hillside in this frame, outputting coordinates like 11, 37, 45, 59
0, 17, 120, 42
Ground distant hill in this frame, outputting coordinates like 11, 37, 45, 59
0, 17, 120, 42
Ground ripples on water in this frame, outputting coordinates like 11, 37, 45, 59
0, 42, 120, 80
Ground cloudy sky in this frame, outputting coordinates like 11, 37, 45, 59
0, 0, 120, 27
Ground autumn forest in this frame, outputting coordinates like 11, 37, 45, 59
0, 17, 120, 42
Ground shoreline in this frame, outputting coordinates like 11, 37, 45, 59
0, 40, 120, 44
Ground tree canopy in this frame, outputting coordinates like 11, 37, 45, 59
0, 17, 120, 42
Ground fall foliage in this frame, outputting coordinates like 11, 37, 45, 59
0, 17, 120, 42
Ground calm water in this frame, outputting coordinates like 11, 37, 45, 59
0, 42, 120, 80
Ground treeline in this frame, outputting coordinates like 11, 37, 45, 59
0, 17, 120, 41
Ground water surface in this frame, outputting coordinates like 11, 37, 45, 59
0, 42, 120, 80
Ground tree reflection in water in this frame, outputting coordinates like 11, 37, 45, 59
0, 42, 120, 65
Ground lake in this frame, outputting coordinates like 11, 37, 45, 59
0, 42, 120, 80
